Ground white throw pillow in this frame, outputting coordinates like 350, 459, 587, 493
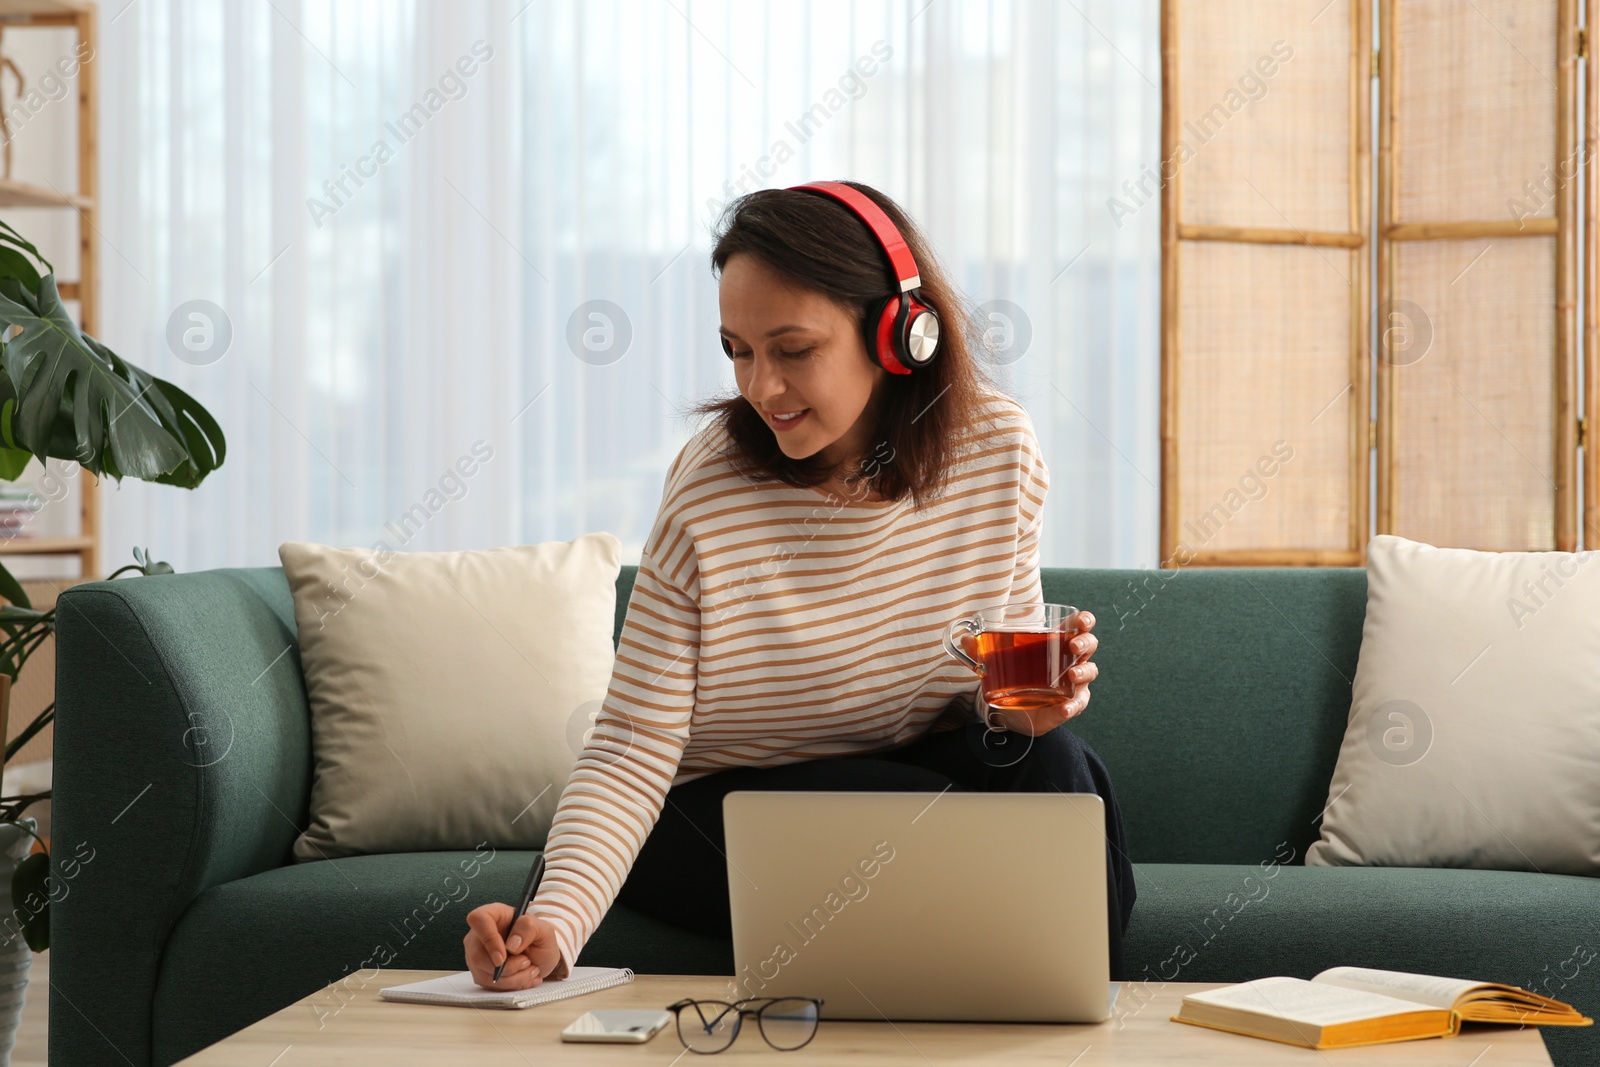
1307, 534, 1600, 875
278, 534, 621, 861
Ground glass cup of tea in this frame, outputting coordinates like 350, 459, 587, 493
942, 603, 1087, 727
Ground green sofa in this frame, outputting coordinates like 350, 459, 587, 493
50, 564, 1597, 1065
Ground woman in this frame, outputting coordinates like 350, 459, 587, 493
463, 179, 1136, 990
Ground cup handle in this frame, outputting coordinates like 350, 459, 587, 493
944, 618, 985, 675
1062, 607, 1087, 665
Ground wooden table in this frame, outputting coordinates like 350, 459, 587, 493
174, 971, 1555, 1065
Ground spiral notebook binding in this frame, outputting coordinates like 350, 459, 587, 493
527, 967, 635, 1005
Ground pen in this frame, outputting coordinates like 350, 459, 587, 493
492, 853, 546, 983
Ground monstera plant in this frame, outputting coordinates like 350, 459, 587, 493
0, 219, 226, 951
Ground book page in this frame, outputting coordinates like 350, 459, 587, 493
1314, 966, 1483, 1009
1185, 976, 1436, 1026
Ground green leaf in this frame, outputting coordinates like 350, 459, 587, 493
132, 373, 226, 487
11, 850, 47, 951
129, 546, 174, 575
0, 248, 39, 294
0, 220, 50, 279
0, 274, 225, 483
0, 450, 29, 483
0, 562, 29, 611
0, 395, 29, 479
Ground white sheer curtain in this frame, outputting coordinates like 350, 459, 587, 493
96, 0, 1160, 572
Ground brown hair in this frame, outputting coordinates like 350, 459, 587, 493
689, 180, 994, 511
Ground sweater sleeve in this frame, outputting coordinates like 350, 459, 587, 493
527, 490, 701, 979
1009, 421, 1048, 607
955, 415, 1052, 725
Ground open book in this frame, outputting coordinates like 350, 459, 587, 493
1172, 966, 1593, 1050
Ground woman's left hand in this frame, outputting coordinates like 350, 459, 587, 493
986, 610, 1098, 736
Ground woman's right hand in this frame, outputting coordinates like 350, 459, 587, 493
464, 902, 566, 990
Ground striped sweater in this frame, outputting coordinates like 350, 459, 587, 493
530, 390, 1050, 977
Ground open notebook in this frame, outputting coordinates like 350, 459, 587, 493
379, 966, 634, 1010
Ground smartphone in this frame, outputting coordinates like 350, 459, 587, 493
559, 1008, 673, 1043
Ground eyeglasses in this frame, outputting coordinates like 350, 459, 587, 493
665, 996, 824, 1054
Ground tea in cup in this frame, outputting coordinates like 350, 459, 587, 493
942, 603, 1086, 719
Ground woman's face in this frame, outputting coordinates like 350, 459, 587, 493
718, 252, 889, 471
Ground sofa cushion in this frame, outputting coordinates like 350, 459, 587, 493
150, 850, 732, 1065
1124, 862, 1600, 1061
279, 536, 622, 860
1309, 534, 1600, 875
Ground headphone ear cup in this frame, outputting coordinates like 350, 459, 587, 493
890, 294, 914, 368
874, 293, 938, 374
863, 295, 898, 373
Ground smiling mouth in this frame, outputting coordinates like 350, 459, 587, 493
767, 409, 810, 428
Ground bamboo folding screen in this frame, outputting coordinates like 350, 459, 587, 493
1161, 0, 1589, 564
1591, 0, 1600, 546
1380, 0, 1575, 552
1161, 0, 1371, 567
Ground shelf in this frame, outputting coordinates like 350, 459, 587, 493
0, 536, 93, 555
0, 179, 88, 209
0, 0, 91, 24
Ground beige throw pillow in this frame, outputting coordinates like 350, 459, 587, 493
279, 534, 621, 861
1307, 534, 1600, 875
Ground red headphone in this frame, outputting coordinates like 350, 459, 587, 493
721, 180, 941, 375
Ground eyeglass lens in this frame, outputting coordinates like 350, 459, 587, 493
756, 997, 821, 1050
677, 1000, 741, 1053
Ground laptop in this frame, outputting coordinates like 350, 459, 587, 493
721, 790, 1110, 1023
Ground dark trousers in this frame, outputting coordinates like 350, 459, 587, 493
615, 720, 1138, 980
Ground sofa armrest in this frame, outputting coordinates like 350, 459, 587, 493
51, 567, 310, 1067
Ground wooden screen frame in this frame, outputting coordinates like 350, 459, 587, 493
1159, 0, 1372, 567
1587, 0, 1598, 548
1374, 0, 1581, 552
